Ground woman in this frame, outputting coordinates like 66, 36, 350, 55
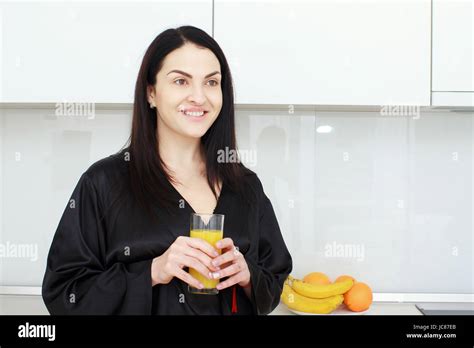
42, 26, 292, 315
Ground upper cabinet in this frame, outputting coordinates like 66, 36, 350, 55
0, 1, 213, 103
214, 0, 431, 106
432, 0, 473, 106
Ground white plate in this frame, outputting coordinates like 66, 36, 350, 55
288, 304, 371, 315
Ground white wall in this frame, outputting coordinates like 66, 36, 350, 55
0, 107, 131, 286
235, 108, 472, 294
0, 107, 472, 294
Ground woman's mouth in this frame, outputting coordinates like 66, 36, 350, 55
180, 110, 208, 120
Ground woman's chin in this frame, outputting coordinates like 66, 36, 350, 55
181, 128, 209, 139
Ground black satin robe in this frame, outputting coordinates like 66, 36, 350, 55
42, 151, 292, 315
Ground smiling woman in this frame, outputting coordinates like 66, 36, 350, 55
41, 26, 292, 315
131, 26, 241, 217
150, 48, 222, 138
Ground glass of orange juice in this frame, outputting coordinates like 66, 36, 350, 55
188, 213, 224, 295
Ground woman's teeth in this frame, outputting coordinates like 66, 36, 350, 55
183, 111, 205, 117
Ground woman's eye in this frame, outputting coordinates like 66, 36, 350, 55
174, 78, 219, 86
174, 78, 187, 86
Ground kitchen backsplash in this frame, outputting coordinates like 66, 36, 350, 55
0, 106, 472, 294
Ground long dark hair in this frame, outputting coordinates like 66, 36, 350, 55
123, 26, 248, 219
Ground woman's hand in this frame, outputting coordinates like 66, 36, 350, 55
151, 236, 220, 289
210, 238, 251, 291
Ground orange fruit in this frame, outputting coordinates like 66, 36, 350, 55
303, 272, 331, 285
335, 275, 356, 284
344, 282, 372, 312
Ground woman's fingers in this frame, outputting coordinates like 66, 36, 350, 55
215, 237, 234, 250
211, 262, 241, 279
180, 255, 212, 280
220, 261, 232, 269
171, 236, 246, 289
185, 237, 220, 258
174, 268, 204, 289
216, 273, 245, 290
212, 249, 237, 268
183, 247, 220, 272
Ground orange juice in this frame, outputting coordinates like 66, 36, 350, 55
189, 229, 223, 290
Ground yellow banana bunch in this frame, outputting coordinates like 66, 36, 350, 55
288, 275, 354, 299
281, 281, 344, 314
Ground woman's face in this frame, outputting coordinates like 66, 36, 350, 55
149, 43, 223, 139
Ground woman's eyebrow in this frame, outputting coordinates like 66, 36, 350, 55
167, 70, 221, 78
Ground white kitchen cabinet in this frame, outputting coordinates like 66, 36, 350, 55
214, 0, 431, 106
0, 1, 212, 103
432, 0, 473, 106
433, 0, 473, 92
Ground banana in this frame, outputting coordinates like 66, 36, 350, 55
287, 275, 354, 299
281, 282, 343, 314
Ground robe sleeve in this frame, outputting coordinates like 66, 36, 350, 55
244, 177, 293, 315
42, 172, 153, 315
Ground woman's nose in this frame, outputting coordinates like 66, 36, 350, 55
188, 84, 206, 104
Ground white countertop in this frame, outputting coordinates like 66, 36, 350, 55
0, 295, 50, 315
0, 294, 423, 315
270, 302, 422, 315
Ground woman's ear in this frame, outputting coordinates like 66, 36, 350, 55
147, 85, 156, 108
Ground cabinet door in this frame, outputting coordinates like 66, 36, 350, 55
214, 0, 431, 106
433, 0, 473, 92
0, 1, 212, 103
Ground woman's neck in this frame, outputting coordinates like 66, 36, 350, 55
157, 121, 205, 176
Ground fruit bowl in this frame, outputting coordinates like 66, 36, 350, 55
281, 273, 373, 315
